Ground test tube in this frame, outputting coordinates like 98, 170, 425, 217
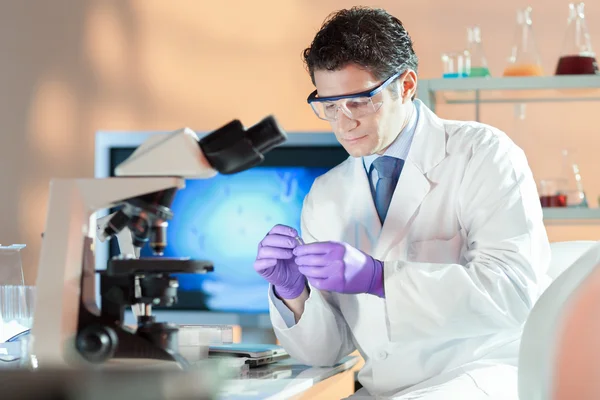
295, 236, 304, 246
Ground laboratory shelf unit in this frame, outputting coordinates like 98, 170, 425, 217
417, 75, 600, 226
542, 208, 600, 226
417, 75, 600, 121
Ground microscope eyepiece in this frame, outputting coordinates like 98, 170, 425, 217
245, 115, 287, 153
198, 115, 287, 175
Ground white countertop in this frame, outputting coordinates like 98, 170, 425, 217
218, 356, 359, 400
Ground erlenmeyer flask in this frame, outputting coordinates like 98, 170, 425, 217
560, 149, 588, 207
555, 3, 599, 75
466, 26, 491, 77
503, 7, 544, 77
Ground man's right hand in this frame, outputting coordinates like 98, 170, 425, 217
254, 224, 307, 299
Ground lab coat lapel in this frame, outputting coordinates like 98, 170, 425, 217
373, 101, 447, 259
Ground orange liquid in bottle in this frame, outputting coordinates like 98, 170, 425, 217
503, 64, 544, 76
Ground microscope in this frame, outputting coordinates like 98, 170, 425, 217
30, 116, 287, 370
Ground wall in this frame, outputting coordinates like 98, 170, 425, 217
0, 0, 599, 283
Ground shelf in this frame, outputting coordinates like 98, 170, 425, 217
418, 76, 600, 114
423, 75, 600, 92
543, 208, 600, 226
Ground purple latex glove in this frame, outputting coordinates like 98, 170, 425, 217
293, 241, 384, 297
254, 225, 307, 299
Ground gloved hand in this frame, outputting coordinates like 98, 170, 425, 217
293, 241, 384, 297
254, 224, 307, 299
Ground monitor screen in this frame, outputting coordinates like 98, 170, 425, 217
104, 139, 348, 314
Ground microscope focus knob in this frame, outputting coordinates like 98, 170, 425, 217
76, 325, 118, 363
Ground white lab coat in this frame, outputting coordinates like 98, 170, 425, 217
269, 100, 550, 399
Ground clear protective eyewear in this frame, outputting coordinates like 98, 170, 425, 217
307, 71, 403, 121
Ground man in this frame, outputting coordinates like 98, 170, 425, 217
253, 6, 550, 399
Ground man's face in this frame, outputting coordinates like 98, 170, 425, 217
313, 64, 417, 157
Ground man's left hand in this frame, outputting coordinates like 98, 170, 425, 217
293, 241, 384, 297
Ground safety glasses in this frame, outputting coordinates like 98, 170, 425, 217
307, 71, 403, 121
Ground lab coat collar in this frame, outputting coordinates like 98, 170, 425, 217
407, 99, 446, 174
351, 100, 446, 259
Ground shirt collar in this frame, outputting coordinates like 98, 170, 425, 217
362, 100, 419, 173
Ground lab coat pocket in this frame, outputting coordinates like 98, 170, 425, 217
409, 233, 463, 264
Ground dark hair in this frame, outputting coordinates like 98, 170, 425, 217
303, 7, 418, 86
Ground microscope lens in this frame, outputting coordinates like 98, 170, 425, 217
129, 215, 150, 248
104, 210, 128, 237
151, 222, 168, 255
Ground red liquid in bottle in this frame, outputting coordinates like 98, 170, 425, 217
540, 194, 568, 207
555, 55, 599, 75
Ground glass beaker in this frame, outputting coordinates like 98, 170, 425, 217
466, 26, 491, 77
0, 245, 34, 349
503, 7, 544, 77
555, 2, 599, 75
0, 245, 26, 286
538, 179, 568, 208
441, 51, 470, 78
0, 285, 35, 343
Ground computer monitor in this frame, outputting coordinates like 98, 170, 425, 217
94, 131, 348, 318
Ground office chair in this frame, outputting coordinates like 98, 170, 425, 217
518, 241, 600, 400
546, 241, 597, 280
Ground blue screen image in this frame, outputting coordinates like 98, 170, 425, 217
141, 167, 328, 313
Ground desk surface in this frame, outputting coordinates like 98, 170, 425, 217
218, 356, 359, 400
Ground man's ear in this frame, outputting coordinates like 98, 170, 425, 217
401, 70, 418, 103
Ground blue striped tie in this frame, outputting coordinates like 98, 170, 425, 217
371, 156, 404, 223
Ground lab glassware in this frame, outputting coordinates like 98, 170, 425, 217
0, 245, 34, 351
466, 26, 491, 77
0, 245, 26, 286
538, 179, 568, 208
503, 7, 544, 77
0, 285, 35, 342
560, 149, 588, 207
442, 51, 470, 78
556, 2, 599, 75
